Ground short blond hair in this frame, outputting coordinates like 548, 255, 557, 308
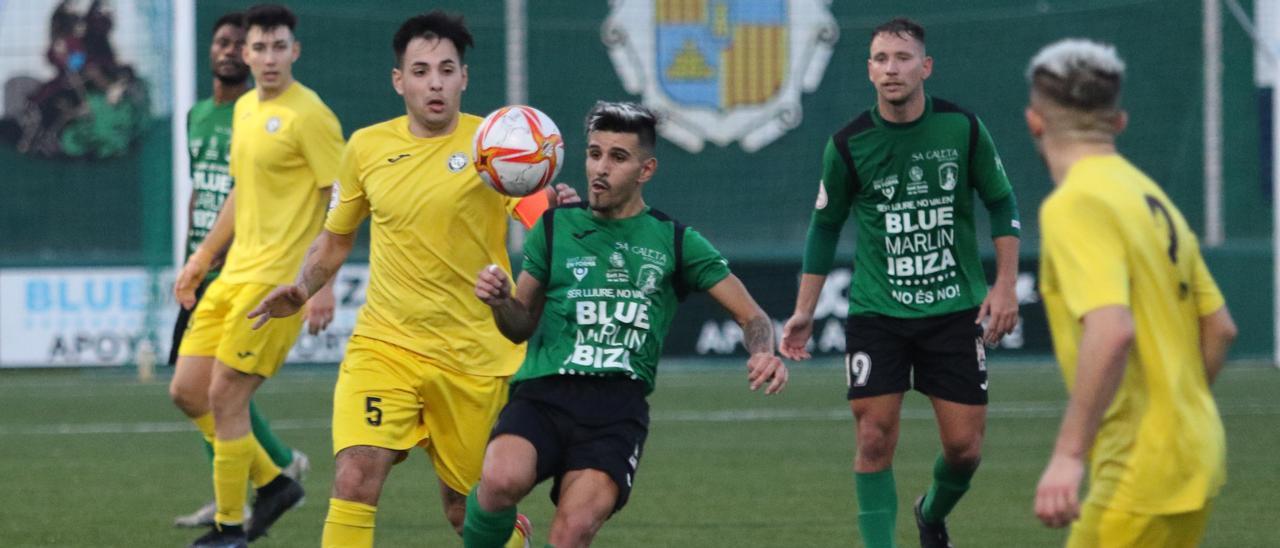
1026, 39, 1125, 135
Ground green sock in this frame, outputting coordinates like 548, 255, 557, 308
922, 454, 977, 524
463, 487, 516, 548
855, 468, 897, 548
249, 400, 294, 468
200, 401, 293, 468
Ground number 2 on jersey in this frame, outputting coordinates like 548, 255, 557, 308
1144, 194, 1178, 264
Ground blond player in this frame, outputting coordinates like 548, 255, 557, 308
174, 4, 344, 547
1027, 39, 1238, 547
249, 11, 573, 548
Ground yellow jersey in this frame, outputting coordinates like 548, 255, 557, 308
1039, 154, 1226, 514
222, 81, 344, 286
325, 114, 530, 377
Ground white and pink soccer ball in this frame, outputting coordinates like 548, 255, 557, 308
472, 105, 565, 197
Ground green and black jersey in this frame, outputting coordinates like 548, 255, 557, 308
518, 205, 730, 393
804, 96, 1020, 318
185, 98, 236, 280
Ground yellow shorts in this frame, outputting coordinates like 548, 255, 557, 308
1067, 500, 1213, 548
177, 279, 305, 377
331, 335, 510, 494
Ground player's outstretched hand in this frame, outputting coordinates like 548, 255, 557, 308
778, 313, 814, 360
475, 264, 512, 306
746, 353, 788, 395
304, 283, 336, 335
174, 249, 213, 310
248, 285, 309, 330
549, 183, 580, 205
1034, 453, 1084, 529
977, 282, 1018, 346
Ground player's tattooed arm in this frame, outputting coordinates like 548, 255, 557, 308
298, 230, 356, 297
708, 274, 789, 394
742, 314, 775, 355
249, 229, 355, 329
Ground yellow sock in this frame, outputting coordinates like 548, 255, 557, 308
504, 513, 531, 548
213, 434, 255, 525
192, 413, 215, 443
249, 436, 282, 488
504, 528, 528, 548
322, 498, 376, 548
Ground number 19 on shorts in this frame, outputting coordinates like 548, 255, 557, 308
846, 352, 871, 387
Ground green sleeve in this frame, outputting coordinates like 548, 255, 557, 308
802, 137, 855, 274
185, 107, 195, 180
971, 117, 1021, 238
681, 227, 731, 291
521, 217, 549, 284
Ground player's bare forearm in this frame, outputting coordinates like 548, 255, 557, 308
481, 271, 545, 343
1052, 306, 1134, 459
741, 315, 775, 355
1199, 307, 1238, 385
490, 298, 539, 343
297, 230, 355, 297
991, 236, 1019, 289
792, 273, 827, 316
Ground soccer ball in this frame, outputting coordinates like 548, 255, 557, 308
473, 105, 565, 197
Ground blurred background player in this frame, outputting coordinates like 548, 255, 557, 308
778, 17, 1021, 548
173, 4, 343, 546
167, 10, 310, 529
1027, 38, 1238, 547
463, 101, 788, 548
248, 11, 573, 548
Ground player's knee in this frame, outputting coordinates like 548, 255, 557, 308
477, 471, 527, 509
941, 438, 983, 469
854, 422, 898, 464
167, 381, 205, 415
552, 510, 604, 546
332, 460, 384, 504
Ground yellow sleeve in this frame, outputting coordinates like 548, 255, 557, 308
1041, 190, 1129, 319
298, 105, 344, 189
1191, 253, 1226, 316
324, 140, 369, 235
228, 102, 243, 180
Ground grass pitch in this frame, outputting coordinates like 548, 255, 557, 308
1, 358, 1275, 547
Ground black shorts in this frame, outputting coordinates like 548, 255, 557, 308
167, 279, 210, 365
489, 375, 649, 514
845, 307, 988, 405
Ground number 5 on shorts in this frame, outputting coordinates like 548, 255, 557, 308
365, 396, 383, 426
846, 352, 871, 387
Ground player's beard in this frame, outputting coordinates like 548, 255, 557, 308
214, 67, 249, 86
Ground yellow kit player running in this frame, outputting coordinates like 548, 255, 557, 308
249, 11, 573, 548
1025, 39, 1238, 547
175, 4, 344, 547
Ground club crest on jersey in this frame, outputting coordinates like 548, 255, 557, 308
265, 116, 281, 133
602, 0, 837, 153
636, 264, 663, 295
447, 152, 468, 173
566, 256, 597, 282
872, 175, 897, 200
939, 162, 959, 191
607, 251, 630, 283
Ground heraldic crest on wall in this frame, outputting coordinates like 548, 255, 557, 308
603, 0, 838, 153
